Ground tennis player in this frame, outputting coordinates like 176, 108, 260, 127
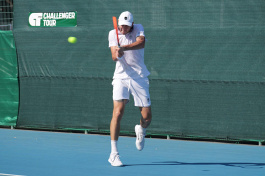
108, 11, 152, 167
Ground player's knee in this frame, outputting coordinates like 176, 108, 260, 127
142, 113, 152, 124
144, 114, 152, 122
143, 110, 152, 121
112, 109, 124, 121
114, 111, 123, 118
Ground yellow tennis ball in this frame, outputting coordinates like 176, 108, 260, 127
68, 36, 77, 44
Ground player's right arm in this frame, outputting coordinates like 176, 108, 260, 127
109, 30, 124, 61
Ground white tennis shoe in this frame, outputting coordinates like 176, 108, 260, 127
108, 153, 123, 167
135, 125, 146, 151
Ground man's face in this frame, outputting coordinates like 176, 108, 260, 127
119, 24, 133, 35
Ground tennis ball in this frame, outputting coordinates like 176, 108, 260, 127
68, 36, 77, 44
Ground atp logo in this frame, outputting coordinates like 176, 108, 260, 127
29, 13, 43, 26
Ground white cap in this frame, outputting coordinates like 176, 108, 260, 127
118, 11, 133, 26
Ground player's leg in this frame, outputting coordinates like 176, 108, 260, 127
139, 106, 152, 128
129, 78, 152, 151
110, 79, 130, 141
135, 106, 152, 151
110, 100, 126, 141
109, 79, 129, 166
108, 100, 126, 167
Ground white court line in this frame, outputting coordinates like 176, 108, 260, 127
0, 173, 25, 176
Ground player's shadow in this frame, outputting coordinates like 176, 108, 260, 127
124, 161, 265, 169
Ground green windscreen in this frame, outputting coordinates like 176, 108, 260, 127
0, 31, 19, 126
13, 0, 265, 140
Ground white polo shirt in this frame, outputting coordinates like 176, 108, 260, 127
108, 24, 150, 79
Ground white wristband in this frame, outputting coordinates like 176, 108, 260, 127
117, 57, 122, 60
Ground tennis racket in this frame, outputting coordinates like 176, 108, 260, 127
112, 16, 120, 47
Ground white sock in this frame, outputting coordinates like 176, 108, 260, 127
111, 140, 118, 154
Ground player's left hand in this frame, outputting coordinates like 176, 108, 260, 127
116, 46, 124, 57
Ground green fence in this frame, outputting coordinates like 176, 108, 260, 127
0, 31, 19, 126
13, 0, 265, 141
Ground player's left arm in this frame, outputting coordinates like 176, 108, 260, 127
119, 36, 145, 52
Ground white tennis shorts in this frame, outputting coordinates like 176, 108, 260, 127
112, 78, 151, 107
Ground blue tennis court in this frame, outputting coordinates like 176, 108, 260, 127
0, 128, 264, 176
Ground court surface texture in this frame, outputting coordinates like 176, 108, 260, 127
0, 128, 264, 176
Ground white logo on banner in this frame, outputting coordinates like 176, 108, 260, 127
29, 13, 43, 26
